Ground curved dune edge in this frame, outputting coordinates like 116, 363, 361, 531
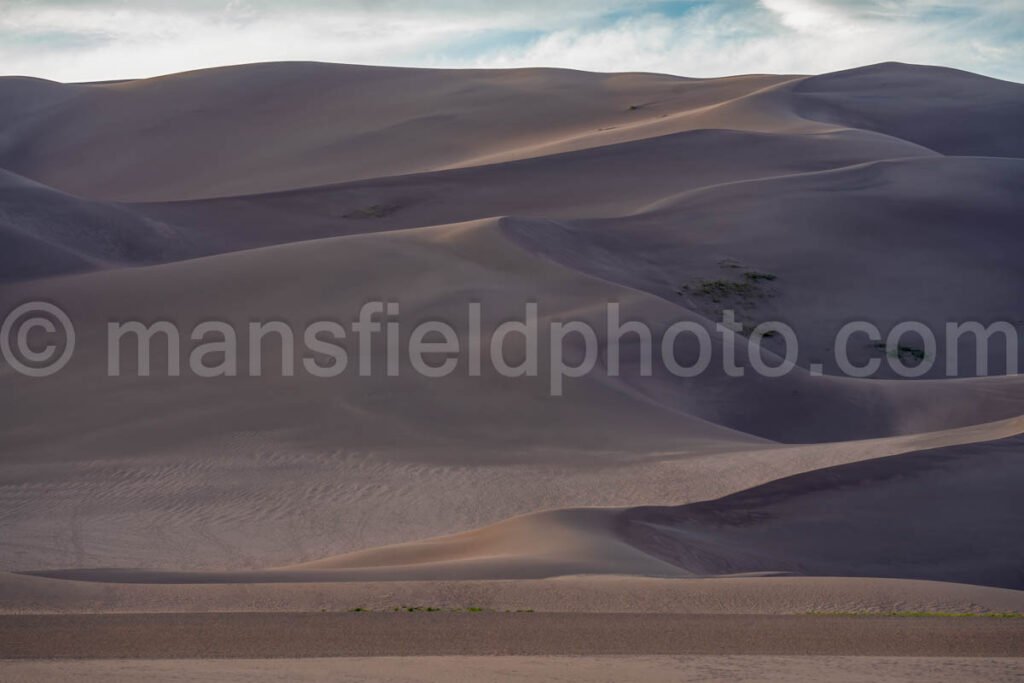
277, 424, 1024, 588
20, 420, 1024, 594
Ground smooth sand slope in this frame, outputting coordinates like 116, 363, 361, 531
0, 65, 794, 201
0, 61, 1022, 614
510, 156, 1024, 379
0, 169, 200, 281
18, 430, 1023, 590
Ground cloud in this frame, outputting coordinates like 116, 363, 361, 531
477, 1, 1024, 81
0, 0, 1021, 82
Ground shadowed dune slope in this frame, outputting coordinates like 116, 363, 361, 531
791, 62, 1024, 157
506, 156, 1024, 377
0, 170, 199, 281
621, 434, 1024, 590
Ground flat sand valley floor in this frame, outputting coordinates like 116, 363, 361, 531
2, 613, 1024, 682
4, 655, 1024, 683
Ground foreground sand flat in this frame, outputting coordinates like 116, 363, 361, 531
4, 656, 1023, 683
4, 575, 1024, 616
2, 613, 1023, 659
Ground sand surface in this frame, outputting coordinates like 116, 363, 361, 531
3, 656, 1022, 683
5, 574, 1024, 616
3, 613, 1024, 658
1, 60, 1023, 624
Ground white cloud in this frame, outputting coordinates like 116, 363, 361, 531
0, 1, 1021, 82
0, 5, 495, 80
477, 1, 1024, 81
760, 0, 851, 31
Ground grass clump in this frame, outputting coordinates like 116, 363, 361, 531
681, 268, 778, 304
357, 605, 503, 613
870, 342, 928, 362
344, 203, 401, 219
743, 271, 777, 282
693, 279, 756, 303
896, 345, 927, 362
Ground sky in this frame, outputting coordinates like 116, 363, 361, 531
1, 0, 1022, 83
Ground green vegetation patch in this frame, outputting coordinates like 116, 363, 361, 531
344, 203, 402, 219
870, 342, 928, 362
743, 271, 777, 282
691, 279, 757, 302
681, 269, 778, 304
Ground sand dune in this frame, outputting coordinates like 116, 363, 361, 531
621, 434, 1024, 589
1, 61, 1022, 614
791, 62, 1024, 158
129, 127, 929, 256
0, 64, 791, 201
4, 216, 1024, 572
0, 169, 198, 281
22, 429, 1020, 590
4, 61, 1015, 204
507, 156, 1024, 379
286, 432, 1024, 588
